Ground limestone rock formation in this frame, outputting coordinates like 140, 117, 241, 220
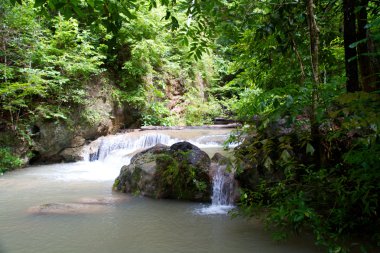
30, 77, 138, 164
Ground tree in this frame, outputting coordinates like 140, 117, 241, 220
343, 0, 361, 92
356, 0, 380, 91
343, 0, 380, 92
306, 0, 322, 166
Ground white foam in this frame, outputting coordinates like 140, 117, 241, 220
194, 205, 235, 215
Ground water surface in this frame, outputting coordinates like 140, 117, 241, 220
0, 129, 321, 253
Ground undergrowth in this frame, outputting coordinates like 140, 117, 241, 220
232, 85, 380, 252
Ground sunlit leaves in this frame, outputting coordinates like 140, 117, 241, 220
0, 2, 106, 127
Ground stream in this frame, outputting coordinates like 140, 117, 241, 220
0, 128, 321, 253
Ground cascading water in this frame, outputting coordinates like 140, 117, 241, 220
196, 164, 236, 215
88, 133, 177, 161
80, 129, 238, 213
211, 166, 235, 206
77, 129, 234, 182
83, 131, 235, 162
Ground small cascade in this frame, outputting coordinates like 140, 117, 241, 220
195, 164, 236, 215
211, 166, 235, 206
87, 133, 178, 162
190, 134, 239, 149
191, 134, 228, 147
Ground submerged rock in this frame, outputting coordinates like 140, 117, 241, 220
28, 203, 107, 215
28, 195, 129, 215
77, 196, 129, 205
114, 142, 212, 202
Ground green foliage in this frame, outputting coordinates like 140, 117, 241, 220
0, 1, 107, 139
111, 3, 225, 127
233, 80, 345, 127
0, 148, 23, 174
1, 0, 379, 251
183, 89, 223, 126
233, 91, 380, 252
155, 152, 209, 200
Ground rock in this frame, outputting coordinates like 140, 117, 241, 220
27, 195, 129, 215
76, 196, 129, 205
170, 141, 211, 173
130, 143, 170, 164
29, 76, 139, 164
71, 136, 86, 147
114, 144, 169, 197
114, 142, 212, 202
28, 203, 107, 215
211, 152, 230, 165
213, 117, 238, 125
60, 147, 84, 162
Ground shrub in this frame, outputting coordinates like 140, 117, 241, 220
233, 89, 380, 252
0, 148, 23, 174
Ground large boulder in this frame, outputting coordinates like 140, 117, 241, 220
114, 142, 212, 202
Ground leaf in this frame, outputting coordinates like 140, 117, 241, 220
171, 16, 179, 30
87, 0, 94, 8
148, 0, 157, 10
349, 38, 368, 48
34, 0, 46, 7
181, 36, 189, 47
124, 9, 137, 19
280, 150, 291, 162
306, 143, 315, 155
165, 10, 171, 20
264, 157, 273, 169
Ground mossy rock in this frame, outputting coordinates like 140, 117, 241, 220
114, 142, 212, 202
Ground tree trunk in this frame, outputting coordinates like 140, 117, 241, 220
291, 37, 306, 84
1, 24, 8, 82
357, 0, 380, 91
306, 0, 320, 84
343, 0, 360, 92
356, 0, 372, 91
306, 0, 322, 167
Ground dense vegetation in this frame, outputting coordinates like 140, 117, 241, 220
0, 0, 225, 168
1, 0, 379, 252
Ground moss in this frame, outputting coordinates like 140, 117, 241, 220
113, 178, 120, 190
154, 152, 210, 201
131, 167, 142, 182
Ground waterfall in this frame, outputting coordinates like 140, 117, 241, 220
87, 133, 177, 161
79, 129, 237, 198
195, 163, 236, 215
56, 128, 235, 183
84, 132, 233, 162
211, 165, 235, 206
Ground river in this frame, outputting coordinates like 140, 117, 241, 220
0, 128, 321, 253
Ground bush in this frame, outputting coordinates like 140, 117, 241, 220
0, 148, 23, 174
233, 90, 380, 252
